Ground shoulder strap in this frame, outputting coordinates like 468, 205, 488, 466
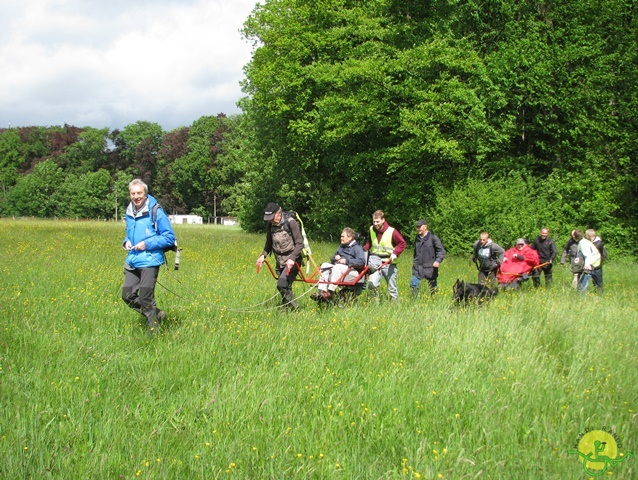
151, 204, 160, 230
282, 211, 293, 236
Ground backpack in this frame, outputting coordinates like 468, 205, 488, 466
280, 211, 313, 269
151, 203, 181, 269
593, 239, 608, 264
569, 243, 585, 273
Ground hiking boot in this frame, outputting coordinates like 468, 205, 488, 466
312, 290, 333, 302
284, 301, 300, 311
280, 287, 299, 310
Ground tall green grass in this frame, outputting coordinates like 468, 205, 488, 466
1, 220, 636, 478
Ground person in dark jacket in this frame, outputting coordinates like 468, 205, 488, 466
122, 179, 176, 336
531, 227, 557, 287
410, 220, 446, 297
256, 202, 304, 310
472, 232, 505, 286
312, 227, 366, 302
560, 230, 583, 289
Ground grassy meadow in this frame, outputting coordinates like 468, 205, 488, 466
0, 219, 636, 479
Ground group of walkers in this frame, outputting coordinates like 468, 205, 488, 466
255, 203, 607, 309
117, 179, 607, 334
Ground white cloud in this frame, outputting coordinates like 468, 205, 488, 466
0, 0, 258, 131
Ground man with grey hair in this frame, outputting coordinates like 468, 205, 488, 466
122, 179, 176, 335
256, 202, 304, 310
410, 219, 446, 297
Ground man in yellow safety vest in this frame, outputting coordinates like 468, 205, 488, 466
363, 210, 406, 300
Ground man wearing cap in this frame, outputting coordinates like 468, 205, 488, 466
256, 203, 304, 310
497, 238, 540, 289
530, 227, 557, 288
410, 219, 446, 298
363, 210, 406, 300
472, 232, 505, 285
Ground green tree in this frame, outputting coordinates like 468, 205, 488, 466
54, 169, 114, 219
170, 115, 226, 215
6, 160, 66, 217
112, 121, 164, 185
56, 128, 109, 174
155, 127, 190, 213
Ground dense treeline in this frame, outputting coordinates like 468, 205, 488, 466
1, 0, 636, 257
239, 0, 638, 255
0, 115, 240, 221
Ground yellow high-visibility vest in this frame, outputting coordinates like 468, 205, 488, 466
369, 226, 395, 261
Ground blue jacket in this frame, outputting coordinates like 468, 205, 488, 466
124, 194, 176, 268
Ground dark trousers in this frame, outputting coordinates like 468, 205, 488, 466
478, 268, 498, 286
276, 263, 300, 307
122, 266, 160, 322
532, 262, 553, 287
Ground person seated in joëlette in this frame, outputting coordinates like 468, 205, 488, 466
497, 238, 540, 290
311, 227, 365, 302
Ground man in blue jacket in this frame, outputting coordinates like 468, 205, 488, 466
122, 179, 176, 335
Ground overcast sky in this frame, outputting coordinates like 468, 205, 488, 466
0, 0, 259, 132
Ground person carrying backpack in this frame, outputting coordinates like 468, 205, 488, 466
256, 203, 304, 310
472, 232, 505, 286
122, 179, 176, 336
583, 229, 606, 293
560, 230, 583, 289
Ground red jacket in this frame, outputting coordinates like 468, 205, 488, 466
498, 244, 539, 284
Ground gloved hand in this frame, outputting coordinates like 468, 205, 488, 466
514, 254, 524, 260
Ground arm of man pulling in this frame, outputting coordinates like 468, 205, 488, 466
261, 226, 273, 258
285, 218, 304, 262
391, 229, 407, 258
549, 240, 557, 262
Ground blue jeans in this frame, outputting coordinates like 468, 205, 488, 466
410, 275, 438, 293
578, 268, 603, 293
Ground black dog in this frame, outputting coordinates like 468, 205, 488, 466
452, 279, 498, 305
